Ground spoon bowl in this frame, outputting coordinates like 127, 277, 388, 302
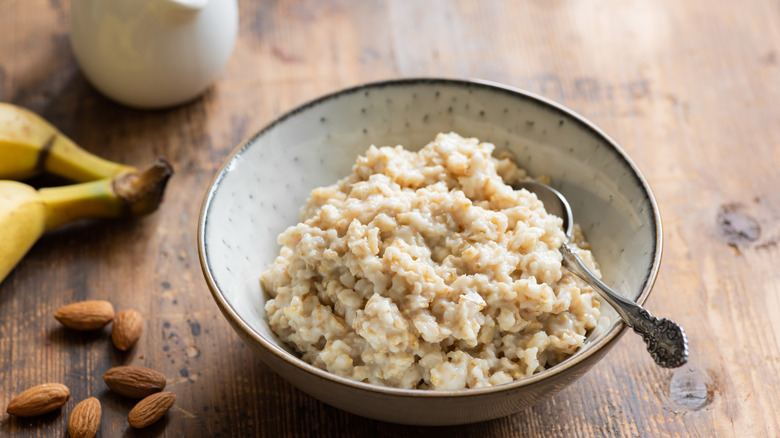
513, 180, 689, 368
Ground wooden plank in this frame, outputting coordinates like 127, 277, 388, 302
1, 0, 779, 436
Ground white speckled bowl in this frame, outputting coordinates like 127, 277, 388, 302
198, 78, 662, 425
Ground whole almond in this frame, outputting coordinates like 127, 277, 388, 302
111, 309, 143, 351
103, 366, 166, 398
68, 397, 101, 438
6, 383, 69, 416
128, 391, 175, 428
54, 300, 115, 330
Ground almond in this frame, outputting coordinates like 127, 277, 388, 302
103, 366, 166, 398
54, 300, 115, 330
127, 391, 175, 428
6, 383, 69, 416
68, 397, 101, 438
111, 309, 143, 351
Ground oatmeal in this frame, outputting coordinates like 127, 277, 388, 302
261, 132, 601, 390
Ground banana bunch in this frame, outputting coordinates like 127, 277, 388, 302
0, 103, 173, 284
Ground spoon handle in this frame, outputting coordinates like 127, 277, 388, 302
559, 244, 689, 368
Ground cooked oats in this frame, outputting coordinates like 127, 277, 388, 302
261, 132, 601, 389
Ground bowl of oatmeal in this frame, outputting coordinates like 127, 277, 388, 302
198, 78, 662, 425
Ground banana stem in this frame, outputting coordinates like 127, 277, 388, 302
112, 159, 174, 217
38, 159, 173, 231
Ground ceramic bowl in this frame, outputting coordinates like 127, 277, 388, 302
198, 78, 662, 425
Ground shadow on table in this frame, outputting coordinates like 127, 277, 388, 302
195, 344, 553, 438
123, 417, 170, 438
0, 408, 64, 435
47, 325, 111, 347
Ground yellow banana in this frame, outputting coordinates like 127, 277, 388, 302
0, 102, 137, 181
0, 159, 173, 283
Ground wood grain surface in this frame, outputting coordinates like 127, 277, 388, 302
2, 0, 780, 436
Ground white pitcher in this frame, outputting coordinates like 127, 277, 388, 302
70, 0, 238, 109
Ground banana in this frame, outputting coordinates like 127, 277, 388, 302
0, 159, 173, 284
0, 102, 137, 181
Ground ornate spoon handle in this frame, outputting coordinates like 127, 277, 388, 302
560, 244, 689, 368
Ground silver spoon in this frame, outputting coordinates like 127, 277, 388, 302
513, 180, 689, 368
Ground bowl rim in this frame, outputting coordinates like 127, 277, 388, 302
197, 77, 663, 398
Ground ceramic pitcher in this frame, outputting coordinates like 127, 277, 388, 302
70, 0, 238, 109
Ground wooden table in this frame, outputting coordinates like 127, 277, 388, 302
2, 0, 779, 436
